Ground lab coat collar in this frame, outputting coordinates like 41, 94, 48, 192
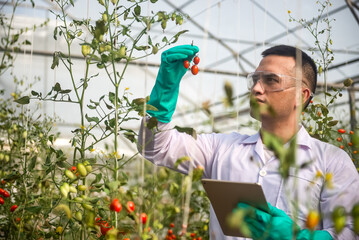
241, 126, 312, 149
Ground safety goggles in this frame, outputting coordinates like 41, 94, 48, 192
247, 71, 307, 92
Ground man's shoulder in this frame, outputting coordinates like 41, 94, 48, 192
205, 131, 258, 146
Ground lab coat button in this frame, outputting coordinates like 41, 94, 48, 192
259, 169, 267, 176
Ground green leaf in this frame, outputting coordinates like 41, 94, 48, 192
25, 206, 42, 213
134, 5, 141, 16
31, 90, 39, 96
51, 52, 59, 69
171, 30, 189, 44
85, 114, 99, 123
14, 96, 30, 105
124, 132, 136, 143
90, 173, 102, 185
162, 36, 168, 43
53, 26, 58, 40
28, 155, 37, 171
174, 156, 191, 169
327, 120, 338, 126
10, 34, 19, 45
59, 89, 71, 94
146, 117, 158, 130
134, 45, 150, 51
54, 82, 61, 92
174, 126, 197, 139
87, 104, 97, 110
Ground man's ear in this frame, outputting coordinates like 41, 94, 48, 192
302, 88, 311, 105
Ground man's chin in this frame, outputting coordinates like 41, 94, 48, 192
250, 105, 275, 121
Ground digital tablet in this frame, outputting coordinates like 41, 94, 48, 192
201, 179, 269, 237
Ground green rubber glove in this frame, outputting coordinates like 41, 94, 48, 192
147, 45, 199, 123
237, 203, 333, 240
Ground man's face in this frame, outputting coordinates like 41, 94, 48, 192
249, 55, 302, 121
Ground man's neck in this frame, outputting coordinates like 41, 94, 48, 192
260, 115, 300, 143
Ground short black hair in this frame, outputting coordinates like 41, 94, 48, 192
262, 45, 317, 108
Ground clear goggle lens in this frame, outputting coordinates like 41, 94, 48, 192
247, 71, 287, 92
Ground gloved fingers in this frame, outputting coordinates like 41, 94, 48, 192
244, 217, 266, 239
165, 45, 199, 55
267, 202, 289, 217
237, 203, 271, 223
253, 208, 271, 223
162, 45, 199, 63
165, 53, 192, 63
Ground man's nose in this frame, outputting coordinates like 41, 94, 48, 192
252, 80, 265, 94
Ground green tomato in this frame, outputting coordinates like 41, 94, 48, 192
69, 186, 77, 193
82, 203, 93, 211
60, 186, 69, 198
77, 163, 87, 177
352, 203, 359, 234
81, 45, 91, 57
78, 185, 87, 191
74, 197, 83, 202
332, 206, 347, 234
75, 211, 83, 221
119, 45, 126, 58
62, 182, 70, 192
65, 169, 75, 180
102, 13, 108, 23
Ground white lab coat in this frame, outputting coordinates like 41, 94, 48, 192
138, 119, 359, 239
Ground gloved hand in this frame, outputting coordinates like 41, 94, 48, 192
147, 45, 199, 123
236, 203, 333, 240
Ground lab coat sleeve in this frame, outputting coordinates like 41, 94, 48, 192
320, 148, 359, 239
137, 117, 219, 178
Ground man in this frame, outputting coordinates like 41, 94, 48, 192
137, 45, 359, 239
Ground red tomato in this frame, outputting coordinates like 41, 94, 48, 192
197, 237, 202, 240
123, 238, 130, 240
140, 213, 147, 224
110, 199, 122, 212
193, 56, 200, 65
2, 190, 9, 198
170, 223, 175, 228
168, 229, 173, 235
350, 131, 354, 135
10, 205, 17, 212
127, 201, 135, 213
190, 233, 196, 237
100, 225, 112, 236
337, 137, 342, 142
338, 129, 346, 134
0, 197, 4, 205
70, 166, 77, 173
191, 65, 198, 75
183, 60, 190, 69
0, 188, 4, 195
348, 142, 353, 146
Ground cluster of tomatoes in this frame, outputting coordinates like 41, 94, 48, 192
164, 223, 202, 240
0, 188, 17, 212
336, 129, 357, 153
183, 55, 200, 75
101, 199, 148, 237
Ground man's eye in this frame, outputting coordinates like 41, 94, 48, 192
263, 77, 279, 84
